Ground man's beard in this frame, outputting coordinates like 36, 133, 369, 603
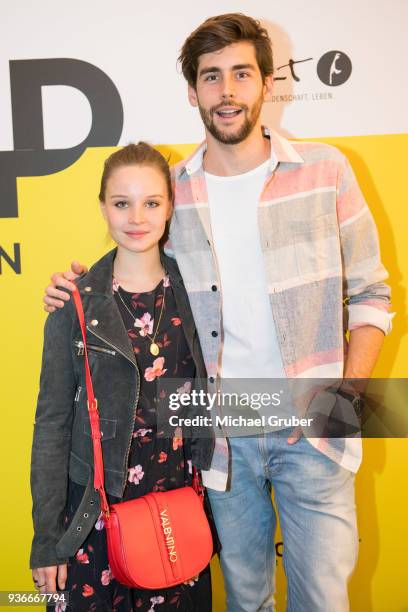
197, 93, 264, 145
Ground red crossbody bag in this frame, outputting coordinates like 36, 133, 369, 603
72, 286, 213, 589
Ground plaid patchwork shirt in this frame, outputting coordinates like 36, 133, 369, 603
167, 126, 393, 491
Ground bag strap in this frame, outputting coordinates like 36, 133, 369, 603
192, 468, 205, 502
72, 285, 203, 512
72, 286, 110, 517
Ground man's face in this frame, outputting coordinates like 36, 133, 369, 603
188, 41, 272, 145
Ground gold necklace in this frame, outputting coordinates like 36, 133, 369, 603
115, 278, 167, 356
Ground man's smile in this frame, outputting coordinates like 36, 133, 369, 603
214, 106, 244, 120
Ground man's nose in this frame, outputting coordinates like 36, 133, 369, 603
220, 74, 236, 100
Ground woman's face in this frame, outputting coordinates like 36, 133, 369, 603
101, 164, 172, 255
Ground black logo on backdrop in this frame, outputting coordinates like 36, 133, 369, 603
317, 51, 352, 86
0, 244, 20, 274
273, 50, 352, 87
274, 57, 314, 82
0, 58, 124, 219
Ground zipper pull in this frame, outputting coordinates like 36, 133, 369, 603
74, 386, 82, 402
77, 341, 84, 356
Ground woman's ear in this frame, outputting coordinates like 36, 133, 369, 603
166, 203, 173, 221
100, 200, 107, 220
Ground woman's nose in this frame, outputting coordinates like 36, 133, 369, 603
128, 205, 144, 224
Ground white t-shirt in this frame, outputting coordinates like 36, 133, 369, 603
205, 160, 286, 380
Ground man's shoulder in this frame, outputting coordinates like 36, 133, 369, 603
171, 142, 205, 182
288, 139, 347, 166
171, 156, 192, 181
171, 157, 187, 177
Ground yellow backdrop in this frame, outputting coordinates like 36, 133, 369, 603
1, 134, 407, 610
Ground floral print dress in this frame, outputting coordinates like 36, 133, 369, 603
62, 275, 211, 612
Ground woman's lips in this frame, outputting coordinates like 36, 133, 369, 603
125, 231, 149, 239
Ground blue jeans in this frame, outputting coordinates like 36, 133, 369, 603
207, 431, 358, 612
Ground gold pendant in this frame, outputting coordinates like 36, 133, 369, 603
150, 343, 159, 356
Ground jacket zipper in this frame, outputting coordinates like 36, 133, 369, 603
74, 339, 116, 357
86, 326, 140, 495
74, 385, 82, 402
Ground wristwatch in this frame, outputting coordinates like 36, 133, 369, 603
336, 388, 365, 420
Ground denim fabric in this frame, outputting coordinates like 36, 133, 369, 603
207, 430, 358, 612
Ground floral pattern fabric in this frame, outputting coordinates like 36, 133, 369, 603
61, 276, 211, 612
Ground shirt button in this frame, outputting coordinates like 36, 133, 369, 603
90, 320, 98, 326
211, 331, 218, 337
209, 376, 215, 384
84, 286, 92, 292
211, 285, 217, 292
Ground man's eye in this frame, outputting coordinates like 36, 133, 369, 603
115, 201, 128, 208
204, 74, 218, 82
236, 72, 249, 79
145, 200, 159, 208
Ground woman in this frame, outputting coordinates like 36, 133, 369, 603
30, 143, 214, 611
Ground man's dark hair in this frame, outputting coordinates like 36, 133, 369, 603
178, 13, 274, 87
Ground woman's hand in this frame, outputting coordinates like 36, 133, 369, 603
43, 261, 88, 313
32, 564, 67, 593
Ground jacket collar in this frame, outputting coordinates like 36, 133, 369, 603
76, 248, 183, 297
177, 125, 304, 178
74, 248, 184, 366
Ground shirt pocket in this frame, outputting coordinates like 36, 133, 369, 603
291, 213, 340, 277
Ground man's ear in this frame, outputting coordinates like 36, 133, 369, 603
188, 83, 199, 107
263, 74, 273, 102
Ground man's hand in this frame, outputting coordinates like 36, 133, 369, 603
287, 325, 384, 444
287, 425, 302, 445
32, 564, 67, 593
287, 384, 319, 445
43, 261, 88, 313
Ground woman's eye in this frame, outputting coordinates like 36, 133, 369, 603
114, 201, 128, 209
145, 200, 159, 208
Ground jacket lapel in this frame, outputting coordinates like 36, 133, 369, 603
76, 249, 136, 366
85, 295, 137, 367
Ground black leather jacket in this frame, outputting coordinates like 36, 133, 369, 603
30, 249, 214, 569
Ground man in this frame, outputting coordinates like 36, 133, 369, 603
44, 14, 393, 612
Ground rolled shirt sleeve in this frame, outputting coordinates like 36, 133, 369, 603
336, 155, 394, 335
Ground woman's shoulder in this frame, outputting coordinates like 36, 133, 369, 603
75, 249, 116, 295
